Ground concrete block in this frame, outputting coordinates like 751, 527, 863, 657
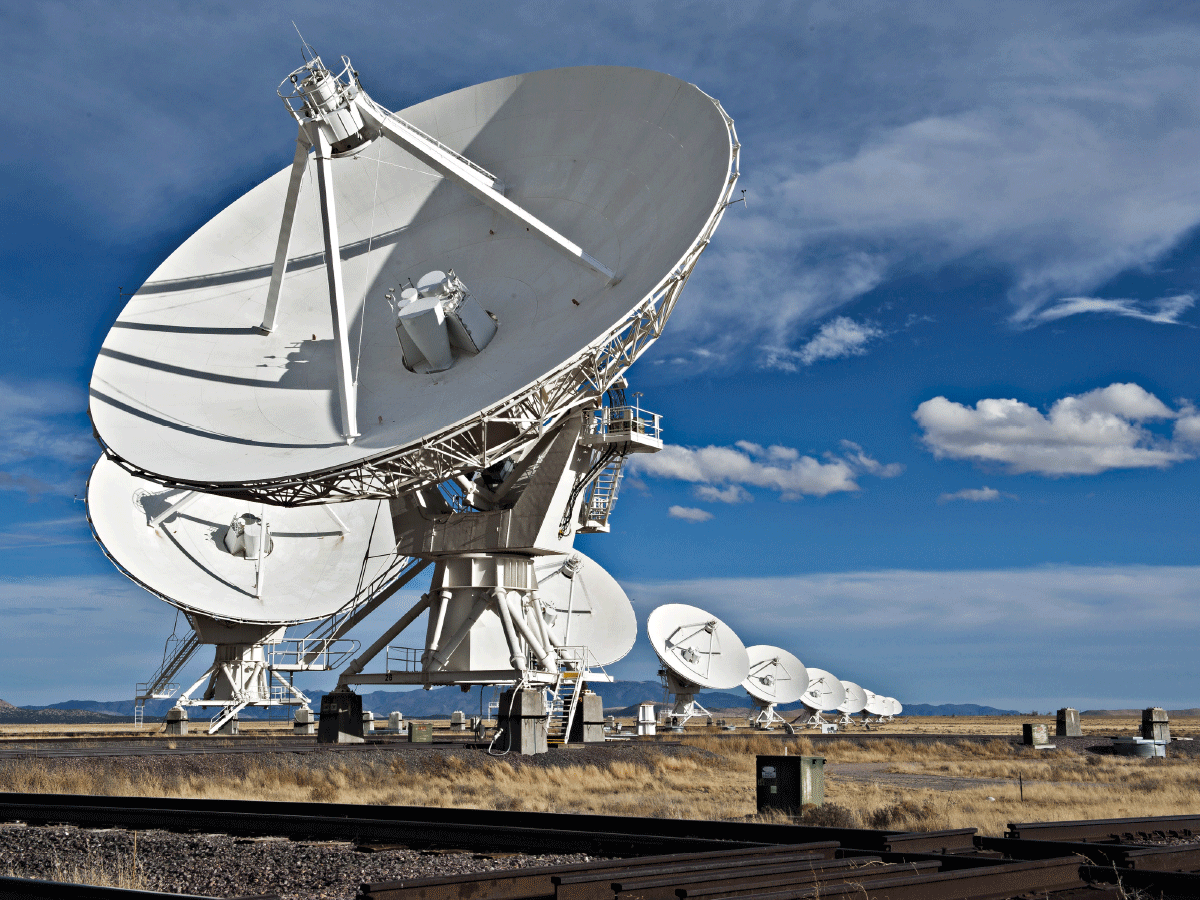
1056, 708, 1081, 737
318, 690, 364, 744
497, 687, 548, 754
499, 686, 546, 718
215, 716, 239, 736
569, 692, 605, 743
165, 706, 187, 736
1142, 708, 1170, 742
293, 707, 315, 735
450, 710, 466, 731
388, 711, 403, 731
1023, 723, 1051, 746
362, 711, 375, 734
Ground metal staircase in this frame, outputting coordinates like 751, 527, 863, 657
209, 700, 249, 734
134, 628, 201, 727
580, 456, 626, 533
546, 668, 585, 747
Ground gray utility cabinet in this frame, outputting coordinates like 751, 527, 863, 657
756, 755, 825, 813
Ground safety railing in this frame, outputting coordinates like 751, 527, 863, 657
268, 638, 360, 671
385, 646, 423, 673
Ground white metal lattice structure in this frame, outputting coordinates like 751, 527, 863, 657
89, 64, 741, 506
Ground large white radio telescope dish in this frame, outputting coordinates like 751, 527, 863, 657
531, 551, 637, 668
647, 603, 750, 691
837, 680, 869, 715
863, 690, 889, 716
741, 645, 808, 705
89, 66, 738, 501
87, 454, 401, 625
798, 668, 846, 713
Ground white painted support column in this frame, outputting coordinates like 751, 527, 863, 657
357, 101, 615, 283
148, 491, 201, 528
259, 133, 311, 334
493, 588, 525, 671
421, 588, 453, 667
311, 127, 360, 443
321, 504, 349, 534
430, 595, 489, 669
340, 592, 431, 680
505, 592, 552, 668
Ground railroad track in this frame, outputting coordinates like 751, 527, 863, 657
1, 795, 1198, 899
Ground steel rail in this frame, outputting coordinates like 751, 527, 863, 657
1006, 812, 1200, 842
0, 792, 943, 852
1080, 864, 1200, 896
982, 834, 1200, 871
362, 845, 840, 900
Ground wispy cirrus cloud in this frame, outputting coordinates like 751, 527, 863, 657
938, 486, 1015, 503
1030, 294, 1195, 327
915, 383, 1199, 476
0, 379, 94, 499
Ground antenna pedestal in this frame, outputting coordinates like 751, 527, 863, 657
752, 698, 787, 729
134, 614, 362, 735
339, 409, 642, 691
661, 669, 712, 728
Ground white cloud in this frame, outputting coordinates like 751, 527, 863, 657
631, 439, 901, 501
765, 317, 885, 371
668, 505, 713, 523
1031, 294, 1195, 326
938, 486, 1013, 503
653, 10, 1200, 359
1176, 405, 1200, 445
915, 383, 1197, 475
837, 440, 905, 478
694, 484, 752, 504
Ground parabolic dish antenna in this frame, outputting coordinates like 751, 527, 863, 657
86, 453, 401, 625
531, 551, 636, 668
799, 668, 847, 713
647, 603, 750, 691
864, 690, 889, 716
887, 697, 903, 717
89, 65, 739, 503
837, 681, 869, 715
742, 645, 808, 705
840, 681, 868, 715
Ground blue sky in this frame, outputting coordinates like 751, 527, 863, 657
1, 1, 1198, 709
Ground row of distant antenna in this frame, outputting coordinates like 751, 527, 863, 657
647, 604, 901, 730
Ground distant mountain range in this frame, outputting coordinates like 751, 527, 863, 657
5, 686, 1026, 721
12, 689, 1192, 724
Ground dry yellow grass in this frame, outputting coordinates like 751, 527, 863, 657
1, 722, 1198, 836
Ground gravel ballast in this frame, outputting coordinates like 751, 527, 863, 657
0, 821, 602, 900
